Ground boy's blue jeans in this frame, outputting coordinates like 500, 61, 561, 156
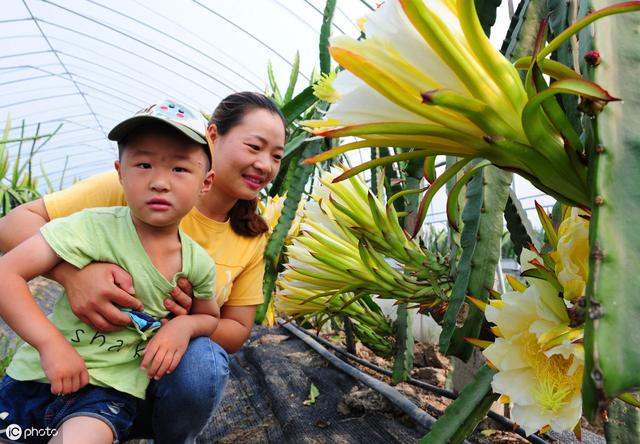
128, 337, 230, 444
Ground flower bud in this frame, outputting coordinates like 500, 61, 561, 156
584, 50, 601, 67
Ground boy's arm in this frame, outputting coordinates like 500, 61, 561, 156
141, 299, 219, 380
0, 233, 90, 394
0, 199, 140, 331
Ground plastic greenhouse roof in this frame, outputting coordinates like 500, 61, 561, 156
2, 0, 372, 185
2, 0, 554, 225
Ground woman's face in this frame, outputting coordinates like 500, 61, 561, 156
209, 108, 286, 201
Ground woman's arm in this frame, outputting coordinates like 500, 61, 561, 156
212, 305, 257, 353
0, 199, 50, 252
163, 279, 256, 354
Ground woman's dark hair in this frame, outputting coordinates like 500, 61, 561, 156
210, 92, 286, 238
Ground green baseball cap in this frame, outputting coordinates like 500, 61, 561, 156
108, 99, 208, 145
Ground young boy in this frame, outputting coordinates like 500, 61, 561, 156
0, 100, 219, 444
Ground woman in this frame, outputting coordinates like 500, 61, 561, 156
0, 92, 287, 443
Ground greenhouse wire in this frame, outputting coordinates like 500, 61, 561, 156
130, 0, 266, 85
0, 50, 55, 60
284, 322, 550, 444
43, 159, 113, 178
60, 50, 209, 105
77, 0, 264, 90
1, 92, 85, 110
359, 0, 375, 11
37, 0, 240, 93
55, 74, 145, 107
7, 140, 109, 163
275, 0, 325, 34
0, 84, 81, 101
279, 321, 443, 436
336, 5, 360, 28
0, 73, 60, 87
2, 100, 85, 119
0, 18, 33, 25
0, 71, 146, 109
39, 150, 113, 168
0, 49, 56, 60
34, 19, 224, 99
63, 62, 194, 103
192, 0, 309, 80
22, 0, 107, 138
15, 65, 153, 106
302, 0, 347, 34
35, 142, 112, 159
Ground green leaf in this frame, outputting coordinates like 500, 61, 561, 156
303, 383, 320, 406
255, 139, 322, 323
473, 0, 502, 36
319, 0, 337, 75
440, 163, 483, 355
421, 365, 498, 444
281, 86, 317, 127
449, 167, 512, 359
514, 57, 582, 80
423, 156, 437, 184
618, 393, 640, 409
57, 155, 70, 191
334, 151, 429, 182
267, 60, 283, 105
504, 188, 536, 258
392, 303, 414, 384
604, 399, 640, 443
583, 0, 640, 420
39, 159, 55, 194
282, 131, 309, 164
534, 201, 558, 249
284, 51, 300, 103
537, 1, 640, 61
414, 158, 471, 236
446, 161, 491, 231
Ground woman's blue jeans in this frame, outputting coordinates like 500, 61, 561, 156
128, 337, 230, 444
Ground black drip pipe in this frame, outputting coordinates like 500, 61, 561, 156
283, 321, 549, 444
279, 321, 442, 434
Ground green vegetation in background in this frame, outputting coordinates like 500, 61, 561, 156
1, 116, 62, 216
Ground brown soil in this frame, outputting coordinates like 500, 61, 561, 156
319, 330, 533, 443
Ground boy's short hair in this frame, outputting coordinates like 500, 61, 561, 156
116, 122, 211, 170
109, 99, 212, 169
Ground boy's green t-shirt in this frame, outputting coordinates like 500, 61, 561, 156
6, 206, 216, 399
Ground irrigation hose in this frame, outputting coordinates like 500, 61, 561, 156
279, 320, 441, 435
282, 321, 549, 444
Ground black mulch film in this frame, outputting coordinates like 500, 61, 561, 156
0, 278, 605, 444
199, 325, 426, 443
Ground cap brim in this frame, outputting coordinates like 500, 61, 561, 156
108, 115, 206, 145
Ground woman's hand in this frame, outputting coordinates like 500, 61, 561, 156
163, 277, 194, 316
40, 340, 90, 395
56, 262, 142, 332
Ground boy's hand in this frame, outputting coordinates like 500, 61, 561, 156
140, 317, 191, 380
164, 277, 193, 317
40, 341, 89, 395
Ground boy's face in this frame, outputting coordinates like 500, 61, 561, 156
115, 132, 213, 230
